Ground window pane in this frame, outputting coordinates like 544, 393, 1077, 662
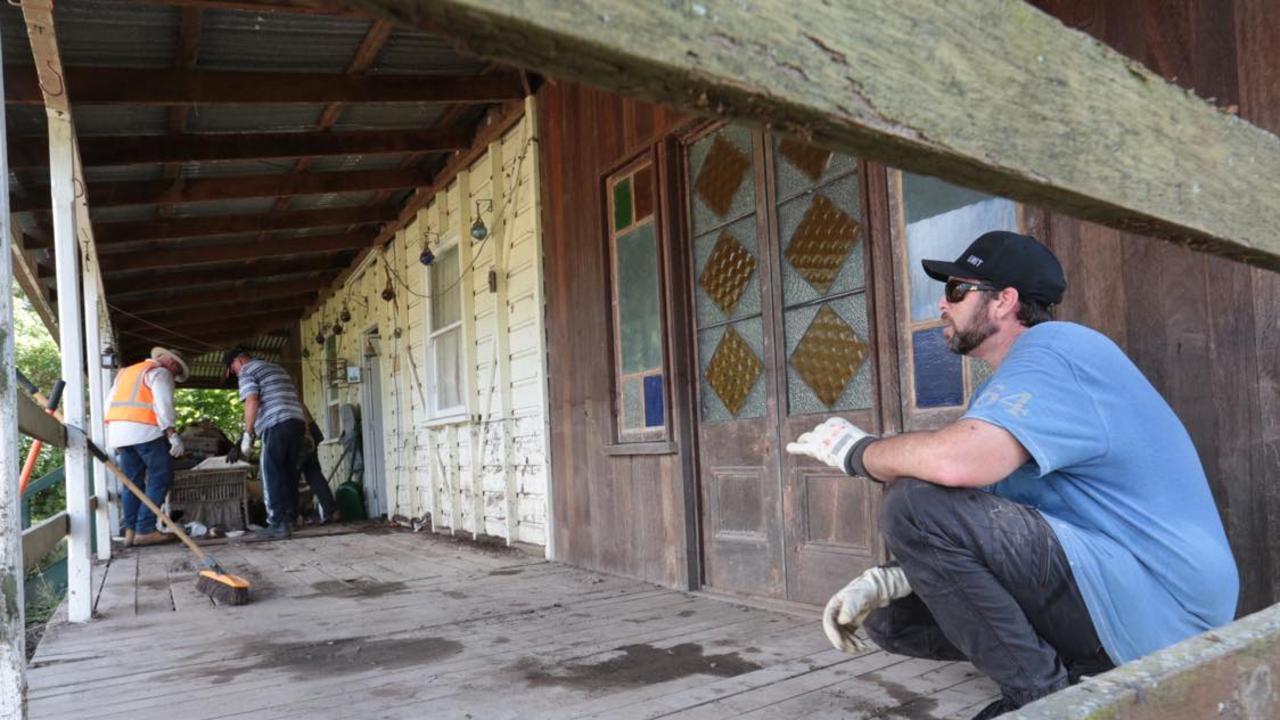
621, 376, 643, 431
430, 246, 461, 329
434, 326, 463, 410
689, 125, 756, 235
913, 326, 963, 408
613, 176, 633, 231
643, 374, 665, 427
902, 173, 1016, 323
616, 223, 663, 375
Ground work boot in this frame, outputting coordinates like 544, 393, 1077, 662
132, 531, 176, 546
252, 523, 290, 541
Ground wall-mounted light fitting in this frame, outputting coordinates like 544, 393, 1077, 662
420, 231, 440, 266
100, 346, 117, 369
471, 198, 494, 240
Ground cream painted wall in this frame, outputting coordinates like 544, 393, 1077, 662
298, 107, 550, 548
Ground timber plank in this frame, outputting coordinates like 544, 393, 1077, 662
348, 0, 1280, 270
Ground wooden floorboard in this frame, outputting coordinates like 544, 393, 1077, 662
27, 528, 996, 719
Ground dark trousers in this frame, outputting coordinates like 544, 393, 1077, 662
116, 436, 173, 534
260, 419, 304, 527
302, 420, 337, 519
864, 478, 1114, 707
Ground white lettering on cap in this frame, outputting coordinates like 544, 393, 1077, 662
967, 255, 984, 267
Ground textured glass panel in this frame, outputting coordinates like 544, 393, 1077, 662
967, 356, 994, 398
693, 214, 761, 328
430, 245, 461, 329
778, 173, 864, 307
644, 374, 665, 427
698, 318, 766, 423
613, 176, 633, 232
622, 376, 643, 431
435, 327, 463, 410
689, 125, 756, 235
616, 223, 663, 374
786, 294, 873, 414
634, 165, 655, 222
773, 136, 856, 203
903, 173, 1017, 323
913, 327, 964, 408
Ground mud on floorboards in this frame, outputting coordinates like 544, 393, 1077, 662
27, 528, 997, 719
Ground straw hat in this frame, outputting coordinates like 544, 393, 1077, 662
150, 346, 191, 383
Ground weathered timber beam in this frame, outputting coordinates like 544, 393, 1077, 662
22, 512, 69, 573
9, 127, 470, 168
122, 288, 320, 316
13, 168, 429, 213
111, 272, 340, 312
101, 254, 349, 287
118, 301, 311, 329
82, 205, 399, 245
17, 392, 65, 447
125, 0, 371, 18
333, 0, 1280, 270
96, 232, 376, 271
6, 68, 526, 105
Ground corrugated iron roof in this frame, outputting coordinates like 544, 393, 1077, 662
374, 30, 488, 75
186, 105, 326, 134
55, 0, 178, 69
307, 153, 413, 172
332, 102, 448, 131
287, 190, 380, 211
73, 106, 169, 136
90, 204, 157, 224
168, 197, 280, 218
84, 165, 164, 183
181, 159, 300, 179
198, 9, 370, 73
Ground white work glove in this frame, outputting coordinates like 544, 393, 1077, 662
786, 417, 876, 476
239, 431, 254, 456
167, 434, 184, 458
822, 564, 913, 654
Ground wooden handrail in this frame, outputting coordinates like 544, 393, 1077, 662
21, 511, 67, 573
17, 394, 64, 447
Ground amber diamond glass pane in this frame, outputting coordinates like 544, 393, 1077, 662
785, 194, 861, 295
699, 232, 757, 315
705, 327, 763, 416
790, 304, 869, 407
779, 138, 832, 181
694, 135, 751, 218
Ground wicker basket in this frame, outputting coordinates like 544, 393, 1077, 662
181, 436, 222, 457
169, 468, 249, 529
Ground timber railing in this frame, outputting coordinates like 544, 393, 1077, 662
16, 393, 75, 574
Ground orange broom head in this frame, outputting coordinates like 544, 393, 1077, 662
196, 569, 251, 606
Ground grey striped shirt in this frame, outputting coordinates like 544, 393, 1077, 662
237, 358, 305, 435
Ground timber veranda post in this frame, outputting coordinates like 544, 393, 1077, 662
0, 22, 30, 716
49, 118, 94, 624
81, 251, 112, 561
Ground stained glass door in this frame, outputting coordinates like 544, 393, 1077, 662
687, 125, 885, 603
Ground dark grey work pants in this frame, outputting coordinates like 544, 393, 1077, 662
864, 479, 1114, 706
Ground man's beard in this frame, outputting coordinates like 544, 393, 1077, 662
946, 314, 997, 355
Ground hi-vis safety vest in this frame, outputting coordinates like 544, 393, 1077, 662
105, 360, 160, 425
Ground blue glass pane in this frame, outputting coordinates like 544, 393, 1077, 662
913, 327, 963, 408
643, 374, 665, 427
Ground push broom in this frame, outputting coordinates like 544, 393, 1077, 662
17, 369, 251, 605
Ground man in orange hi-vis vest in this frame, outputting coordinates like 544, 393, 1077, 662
105, 346, 190, 547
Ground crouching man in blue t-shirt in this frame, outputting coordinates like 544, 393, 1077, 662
788, 231, 1238, 720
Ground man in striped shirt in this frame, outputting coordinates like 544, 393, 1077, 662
224, 347, 306, 540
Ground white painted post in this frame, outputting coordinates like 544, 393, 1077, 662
524, 96, 557, 560
82, 272, 111, 560
48, 119, 93, 623
487, 138, 518, 545
0, 26, 30, 713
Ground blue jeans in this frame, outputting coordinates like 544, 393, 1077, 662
864, 479, 1113, 707
116, 436, 173, 534
261, 419, 304, 527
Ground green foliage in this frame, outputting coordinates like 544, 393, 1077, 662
13, 284, 64, 523
175, 388, 242, 439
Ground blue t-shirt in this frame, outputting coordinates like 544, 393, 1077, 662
963, 322, 1237, 664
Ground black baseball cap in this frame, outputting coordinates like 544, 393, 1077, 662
222, 346, 250, 379
921, 231, 1066, 305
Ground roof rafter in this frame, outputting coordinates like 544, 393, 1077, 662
113, 273, 341, 313
96, 232, 377, 271
6, 68, 526, 105
10, 127, 471, 168
81, 205, 398, 245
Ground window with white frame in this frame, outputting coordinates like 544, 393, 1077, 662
426, 232, 465, 417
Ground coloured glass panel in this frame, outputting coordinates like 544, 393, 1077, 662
615, 222, 663, 375
643, 374, 665, 427
778, 172, 864, 307
689, 125, 756, 235
634, 165, 655, 222
912, 326, 964, 408
622, 376, 643, 431
773, 136, 857, 204
698, 317, 767, 423
693, 214, 761, 328
613, 176, 633, 231
785, 294, 874, 414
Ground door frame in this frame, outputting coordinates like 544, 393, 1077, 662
359, 325, 387, 518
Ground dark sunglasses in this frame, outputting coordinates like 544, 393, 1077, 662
944, 278, 1002, 304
